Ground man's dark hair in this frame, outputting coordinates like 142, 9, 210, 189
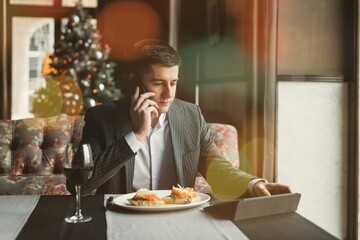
120, 39, 181, 96
130, 39, 181, 75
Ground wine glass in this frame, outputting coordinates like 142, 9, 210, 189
63, 143, 93, 223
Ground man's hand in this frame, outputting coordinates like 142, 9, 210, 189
253, 181, 292, 197
130, 87, 159, 142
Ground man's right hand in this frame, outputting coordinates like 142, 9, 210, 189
129, 87, 159, 142
253, 181, 292, 197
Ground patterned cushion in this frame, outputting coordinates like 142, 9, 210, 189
0, 120, 13, 174
71, 115, 85, 150
42, 114, 73, 174
0, 175, 69, 195
0, 115, 85, 195
208, 123, 239, 168
11, 118, 44, 175
194, 123, 240, 193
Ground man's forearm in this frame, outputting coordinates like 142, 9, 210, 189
205, 155, 253, 200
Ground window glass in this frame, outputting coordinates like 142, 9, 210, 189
12, 17, 54, 119
277, 81, 347, 239
62, 0, 97, 8
10, 0, 53, 6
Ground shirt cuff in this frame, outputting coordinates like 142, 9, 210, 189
247, 178, 269, 197
124, 131, 143, 153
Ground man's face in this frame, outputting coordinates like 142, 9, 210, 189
142, 64, 179, 113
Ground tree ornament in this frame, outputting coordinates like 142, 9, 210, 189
95, 51, 103, 60
69, 15, 80, 27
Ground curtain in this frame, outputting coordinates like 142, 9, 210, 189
242, 0, 277, 181
262, 0, 277, 181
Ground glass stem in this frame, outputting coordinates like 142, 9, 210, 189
75, 185, 83, 219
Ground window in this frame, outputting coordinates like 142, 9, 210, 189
6, 0, 97, 119
12, 17, 54, 119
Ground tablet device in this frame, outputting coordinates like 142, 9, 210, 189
204, 193, 301, 221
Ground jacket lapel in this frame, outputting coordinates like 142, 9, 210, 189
167, 99, 186, 186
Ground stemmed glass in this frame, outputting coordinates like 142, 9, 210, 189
63, 143, 94, 223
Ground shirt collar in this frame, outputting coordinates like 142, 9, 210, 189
152, 113, 167, 132
158, 113, 167, 127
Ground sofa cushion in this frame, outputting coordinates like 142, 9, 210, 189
0, 115, 85, 195
42, 115, 73, 174
0, 120, 13, 174
0, 175, 69, 195
208, 123, 239, 168
11, 118, 44, 175
71, 115, 85, 149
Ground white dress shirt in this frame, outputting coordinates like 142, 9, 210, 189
125, 113, 261, 195
125, 113, 177, 190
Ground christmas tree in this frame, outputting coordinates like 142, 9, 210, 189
43, 0, 120, 115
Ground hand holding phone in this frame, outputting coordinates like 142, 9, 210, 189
129, 73, 158, 142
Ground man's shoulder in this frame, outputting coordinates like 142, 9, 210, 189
87, 102, 115, 115
86, 98, 130, 116
172, 98, 199, 110
171, 99, 203, 120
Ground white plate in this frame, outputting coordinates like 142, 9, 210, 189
112, 190, 211, 212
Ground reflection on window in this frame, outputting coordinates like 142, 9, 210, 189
12, 17, 54, 119
10, 0, 53, 6
62, 0, 97, 8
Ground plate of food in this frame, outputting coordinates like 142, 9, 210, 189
112, 186, 211, 212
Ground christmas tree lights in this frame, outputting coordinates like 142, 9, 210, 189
33, 0, 120, 117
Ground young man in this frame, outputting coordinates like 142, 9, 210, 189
67, 39, 290, 199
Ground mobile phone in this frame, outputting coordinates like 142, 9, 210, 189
130, 73, 147, 94
137, 78, 147, 94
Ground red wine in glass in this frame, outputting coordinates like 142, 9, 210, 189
63, 165, 93, 185
64, 143, 94, 223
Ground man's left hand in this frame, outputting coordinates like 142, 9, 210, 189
253, 181, 292, 197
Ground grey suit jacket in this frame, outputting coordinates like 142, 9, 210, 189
68, 98, 253, 198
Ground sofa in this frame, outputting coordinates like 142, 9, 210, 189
0, 114, 239, 195
0, 114, 84, 195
